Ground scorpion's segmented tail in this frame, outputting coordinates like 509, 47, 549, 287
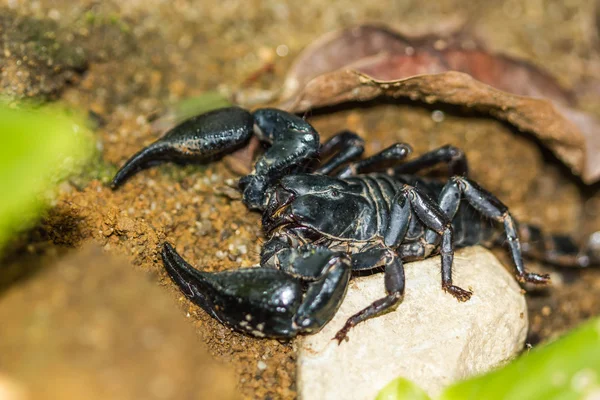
519, 224, 600, 268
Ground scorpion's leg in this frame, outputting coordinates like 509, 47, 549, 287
239, 109, 320, 209
392, 144, 469, 176
334, 192, 425, 342
111, 107, 254, 188
401, 185, 473, 301
336, 143, 413, 178
334, 247, 406, 343
437, 176, 550, 284
517, 224, 600, 268
162, 242, 351, 338
314, 131, 365, 175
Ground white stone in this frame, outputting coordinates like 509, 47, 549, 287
297, 246, 528, 400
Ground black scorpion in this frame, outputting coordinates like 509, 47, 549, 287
111, 107, 600, 342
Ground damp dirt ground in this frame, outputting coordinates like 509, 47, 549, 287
2, 1, 600, 399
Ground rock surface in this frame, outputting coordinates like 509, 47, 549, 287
0, 245, 236, 400
297, 246, 528, 399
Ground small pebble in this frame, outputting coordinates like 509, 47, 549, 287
431, 110, 445, 122
215, 250, 226, 259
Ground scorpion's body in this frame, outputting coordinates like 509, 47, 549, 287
112, 107, 598, 342
270, 173, 499, 258
339, 174, 499, 249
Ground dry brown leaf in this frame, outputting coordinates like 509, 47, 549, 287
277, 25, 600, 183
280, 70, 585, 178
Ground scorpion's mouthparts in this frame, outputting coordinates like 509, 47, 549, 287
263, 207, 300, 234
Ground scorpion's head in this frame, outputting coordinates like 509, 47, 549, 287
263, 174, 376, 240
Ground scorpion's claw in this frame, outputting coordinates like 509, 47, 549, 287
442, 284, 473, 302
110, 139, 172, 189
162, 242, 305, 338
111, 107, 253, 189
162, 242, 353, 339
518, 272, 551, 285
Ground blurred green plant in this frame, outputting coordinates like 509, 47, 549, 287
376, 377, 431, 400
377, 317, 600, 400
0, 101, 93, 251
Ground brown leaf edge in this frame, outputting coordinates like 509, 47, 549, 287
279, 69, 588, 182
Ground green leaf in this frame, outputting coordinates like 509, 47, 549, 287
440, 318, 600, 400
375, 377, 432, 400
0, 102, 93, 250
